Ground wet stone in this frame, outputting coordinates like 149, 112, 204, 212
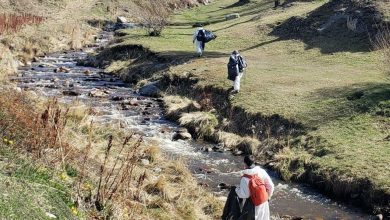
89, 89, 109, 98
198, 182, 209, 187
146, 103, 153, 108
202, 146, 213, 152
172, 131, 192, 141
63, 90, 80, 96
198, 167, 213, 174
232, 150, 243, 156
45, 85, 59, 89
142, 111, 151, 115
111, 96, 125, 101
129, 99, 139, 106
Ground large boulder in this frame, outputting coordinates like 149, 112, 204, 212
225, 13, 240, 20
139, 82, 161, 97
117, 16, 128, 23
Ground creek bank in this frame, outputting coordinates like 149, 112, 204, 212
88, 40, 389, 216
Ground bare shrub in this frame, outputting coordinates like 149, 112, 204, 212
134, 0, 172, 36
93, 134, 143, 217
0, 93, 69, 161
0, 13, 44, 34
373, 28, 390, 74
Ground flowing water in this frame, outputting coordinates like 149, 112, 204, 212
11, 31, 371, 219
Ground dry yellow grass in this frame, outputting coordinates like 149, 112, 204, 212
216, 131, 261, 154
163, 95, 201, 119
179, 111, 218, 139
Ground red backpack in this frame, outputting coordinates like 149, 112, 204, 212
242, 174, 268, 206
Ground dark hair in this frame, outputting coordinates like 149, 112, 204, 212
244, 155, 255, 167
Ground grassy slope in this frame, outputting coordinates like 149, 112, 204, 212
118, 0, 390, 198
0, 144, 74, 219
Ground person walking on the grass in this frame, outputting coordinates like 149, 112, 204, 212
193, 27, 206, 56
227, 50, 247, 93
235, 155, 274, 220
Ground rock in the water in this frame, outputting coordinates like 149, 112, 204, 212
202, 146, 213, 152
139, 82, 161, 97
111, 96, 125, 101
89, 89, 109, 98
55, 66, 70, 73
141, 159, 150, 166
117, 16, 128, 23
84, 69, 92, 75
172, 130, 192, 141
129, 99, 139, 106
63, 90, 80, 96
233, 150, 243, 156
225, 13, 240, 20
39, 62, 57, 68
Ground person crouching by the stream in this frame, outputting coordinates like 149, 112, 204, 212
229, 155, 274, 220
193, 27, 206, 56
227, 50, 247, 94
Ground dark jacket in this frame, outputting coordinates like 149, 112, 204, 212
227, 54, 246, 81
227, 55, 239, 81
222, 187, 255, 220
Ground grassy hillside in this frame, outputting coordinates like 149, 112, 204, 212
108, 0, 390, 214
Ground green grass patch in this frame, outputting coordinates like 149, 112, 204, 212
0, 144, 74, 219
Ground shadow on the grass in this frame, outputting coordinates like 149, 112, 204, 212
269, 0, 380, 54
304, 82, 390, 126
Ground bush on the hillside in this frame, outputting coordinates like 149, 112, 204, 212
134, 0, 171, 36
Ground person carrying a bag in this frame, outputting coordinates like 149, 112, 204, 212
235, 155, 274, 220
227, 50, 247, 94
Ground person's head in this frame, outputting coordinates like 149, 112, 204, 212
232, 50, 239, 55
244, 155, 255, 168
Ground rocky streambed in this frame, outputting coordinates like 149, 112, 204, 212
9, 31, 372, 219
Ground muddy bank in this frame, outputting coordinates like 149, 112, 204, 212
89, 41, 389, 216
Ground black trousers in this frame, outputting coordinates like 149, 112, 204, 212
222, 187, 255, 220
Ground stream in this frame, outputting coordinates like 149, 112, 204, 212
11, 31, 371, 219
